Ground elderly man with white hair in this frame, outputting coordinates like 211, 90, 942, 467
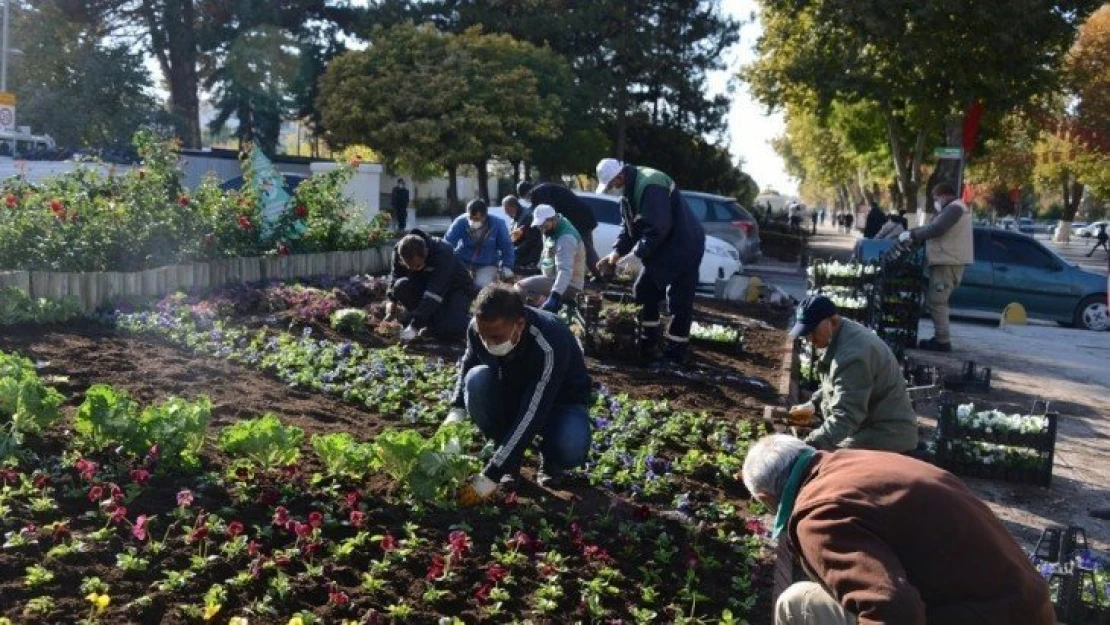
743, 434, 1055, 625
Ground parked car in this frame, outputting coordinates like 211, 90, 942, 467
1049, 222, 1087, 237
1018, 218, 1035, 234
489, 194, 742, 289
858, 228, 1108, 330
1078, 221, 1109, 238
677, 191, 762, 264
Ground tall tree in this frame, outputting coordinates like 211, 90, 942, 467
9, 1, 160, 152
746, 0, 1100, 212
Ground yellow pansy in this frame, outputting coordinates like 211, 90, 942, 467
229, 618, 249, 625
287, 618, 304, 625
203, 603, 222, 620
85, 593, 110, 613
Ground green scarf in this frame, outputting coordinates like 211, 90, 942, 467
771, 448, 817, 539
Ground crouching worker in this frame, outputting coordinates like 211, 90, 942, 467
788, 295, 917, 453
743, 435, 1056, 625
385, 230, 477, 342
516, 204, 586, 313
450, 285, 593, 505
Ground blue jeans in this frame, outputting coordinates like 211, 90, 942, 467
463, 365, 590, 471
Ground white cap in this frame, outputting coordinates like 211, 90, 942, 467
595, 158, 624, 194
531, 204, 557, 227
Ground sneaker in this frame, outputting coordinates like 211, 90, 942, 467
917, 337, 952, 352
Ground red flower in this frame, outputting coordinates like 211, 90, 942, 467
129, 468, 150, 485
247, 540, 261, 557
308, 511, 324, 528
305, 541, 323, 556
281, 464, 298, 480
487, 563, 510, 584
132, 515, 149, 541
448, 530, 471, 558
51, 522, 70, 542
329, 588, 350, 606
32, 474, 49, 489
178, 195, 190, 207
237, 215, 251, 230
294, 203, 308, 218
582, 544, 610, 562
745, 518, 766, 536
349, 510, 365, 528
0, 468, 17, 483
227, 521, 245, 538
344, 491, 359, 509
176, 489, 194, 508
109, 484, 124, 503
274, 554, 291, 568
272, 506, 289, 526
5, 194, 16, 208
507, 530, 535, 553
76, 458, 98, 481
87, 485, 104, 502
277, 243, 290, 256
49, 198, 64, 213
380, 534, 398, 552
109, 505, 128, 525
503, 490, 519, 507
348, 155, 362, 167
294, 522, 311, 538
190, 526, 209, 542
474, 582, 493, 604
425, 554, 445, 580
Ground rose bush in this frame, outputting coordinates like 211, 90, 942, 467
0, 130, 391, 272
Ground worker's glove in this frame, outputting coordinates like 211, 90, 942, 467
499, 266, 514, 280
616, 253, 642, 273
457, 474, 498, 507
898, 231, 913, 244
788, 401, 816, 426
444, 407, 467, 425
596, 252, 619, 277
384, 301, 398, 322
541, 292, 562, 313
398, 324, 417, 342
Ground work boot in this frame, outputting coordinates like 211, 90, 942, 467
638, 323, 662, 365
917, 337, 952, 352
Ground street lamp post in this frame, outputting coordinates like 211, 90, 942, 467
1, 0, 8, 92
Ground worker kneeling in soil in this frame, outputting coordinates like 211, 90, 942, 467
449, 284, 593, 505
385, 231, 477, 342
743, 435, 1056, 625
788, 295, 917, 453
515, 204, 586, 313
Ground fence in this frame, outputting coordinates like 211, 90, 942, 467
0, 244, 395, 313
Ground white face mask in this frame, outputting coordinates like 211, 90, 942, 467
934, 199, 946, 212
483, 325, 522, 357
468, 218, 484, 229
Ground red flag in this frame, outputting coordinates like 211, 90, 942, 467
963, 101, 984, 155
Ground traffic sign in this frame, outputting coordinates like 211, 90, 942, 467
0, 91, 15, 131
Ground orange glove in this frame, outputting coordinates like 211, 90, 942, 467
457, 474, 498, 507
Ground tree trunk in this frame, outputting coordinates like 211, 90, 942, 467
475, 159, 490, 203
144, 0, 202, 148
615, 89, 629, 160
511, 160, 521, 186
445, 164, 459, 212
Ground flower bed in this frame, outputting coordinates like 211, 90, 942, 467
0, 293, 787, 622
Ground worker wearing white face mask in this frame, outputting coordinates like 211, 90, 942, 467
898, 182, 974, 351
448, 284, 593, 505
444, 199, 516, 289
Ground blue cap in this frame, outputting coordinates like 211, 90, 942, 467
790, 295, 838, 338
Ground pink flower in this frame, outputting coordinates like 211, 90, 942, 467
487, 563, 510, 584
349, 511, 365, 528
227, 521, 245, 538
294, 523, 311, 538
109, 484, 124, 503
32, 474, 49, 489
87, 485, 104, 502
448, 530, 471, 558
329, 588, 349, 606
345, 491, 359, 509
272, 506, 289, 526
129, 468, 151, 485
76, 458, 98, 481
248, 540, 260, 557
425, 554, 445, 580
109, 505, 128, 525
132, 515, 149, 541
190, 526, 209, 542
308, 511, 324, 528
176, 489, 194, 508
380, 534, 398, 552
745, 518, 766, 536
474, 582, 493, 604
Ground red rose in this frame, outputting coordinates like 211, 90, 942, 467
178, 196, 190, 207
5, 194, 16, 208
49, 199, 64, 213
294, 204, 308, 218
237, 215, 251, 230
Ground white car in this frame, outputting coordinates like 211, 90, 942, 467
1079, 221, 1108, 238
489, 195, 742, 289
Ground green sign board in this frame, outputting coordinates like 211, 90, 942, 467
933, 147, 963, 159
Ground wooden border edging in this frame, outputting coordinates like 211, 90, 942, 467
0, 244, 394, 312
766, 333, 801, 606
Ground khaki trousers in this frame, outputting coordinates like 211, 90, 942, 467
927, 265, 965, 343
775, 582, 857, 625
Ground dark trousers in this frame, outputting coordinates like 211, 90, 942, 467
391, 276, 471, 341
392, 204, 408, 232
463, 365, 590, 471
1088, 239, 1108, 256
582, 230, 602, 279
634, 263, 699, 341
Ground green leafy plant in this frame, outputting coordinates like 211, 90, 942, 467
0, 350, 65, 459
372, 422, 479, 500
329, 308, 369, 334
0, 288, 82, 326
217, 414, 304, 469
74, 385, 211, 470
311, 432, 377, 479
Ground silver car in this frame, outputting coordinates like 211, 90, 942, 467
679, 191, 762, 264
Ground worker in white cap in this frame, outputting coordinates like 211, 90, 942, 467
594, 158, 705, 365
516, 204, 586, 313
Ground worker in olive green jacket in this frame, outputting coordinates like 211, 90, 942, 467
788, 295, 918, 452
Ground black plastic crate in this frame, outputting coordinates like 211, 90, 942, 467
944, 360, 992, 392
933, 402, 1057, 486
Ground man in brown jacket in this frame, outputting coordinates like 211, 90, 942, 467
742, 435, 1055, 625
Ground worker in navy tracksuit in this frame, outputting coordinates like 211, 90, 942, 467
449, 285, 593, 505
594, 159, 705, 364
385, 230, 477, 342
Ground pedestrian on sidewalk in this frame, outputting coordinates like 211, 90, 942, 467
899, 182, 974, 351
1087, 223, 1108, 257
863, 200, 886, 238
390, 178, 409, 233
810, 210, 818, 234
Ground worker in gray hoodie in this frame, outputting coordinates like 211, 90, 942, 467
516, 204, 586, 313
